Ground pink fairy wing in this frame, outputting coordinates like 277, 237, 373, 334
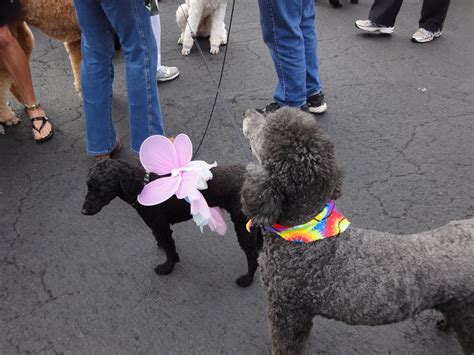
139, 135, 180, 175
173, 134, 193, 167
176, 170, 199, 199
208, 207, 227, 235
137, 176, 180, 206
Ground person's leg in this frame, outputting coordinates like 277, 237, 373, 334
258, 0, 306, 108
419, 0, 450, 32
148, 0, 162, 69
150, 14, 161, 69
101, 0, 164, 153
301, 0, 321, 98
301, 0, 326, 113
148, 3, 179, 82
368, 0, 403, 27
73, 0, 116, 155
0, 24, 52, 140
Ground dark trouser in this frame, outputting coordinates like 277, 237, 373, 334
368, 0, 450, 32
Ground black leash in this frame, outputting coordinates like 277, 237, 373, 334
177, 0, 253, 161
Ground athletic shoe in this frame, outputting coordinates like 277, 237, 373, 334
306, 92, 327, 114
411, 28, 442, 43
157, 66, 180, 82
355, 19, 394, 34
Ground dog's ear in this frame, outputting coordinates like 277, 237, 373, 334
241, 163, 283, 226
118, 168, 145, 204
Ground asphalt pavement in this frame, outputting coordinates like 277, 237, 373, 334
1, 0, 473, 353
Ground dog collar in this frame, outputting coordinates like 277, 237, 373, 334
247, 200, 350, 244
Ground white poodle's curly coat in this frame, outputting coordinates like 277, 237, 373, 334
176, 0, 227, 56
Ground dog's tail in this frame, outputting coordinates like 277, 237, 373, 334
176, 4, 188, 31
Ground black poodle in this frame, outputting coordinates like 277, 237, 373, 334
82, 159, 262, 287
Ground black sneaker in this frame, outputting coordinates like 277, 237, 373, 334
256, 102, 281, 114
307, 92, 327, 114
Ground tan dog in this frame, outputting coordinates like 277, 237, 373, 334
0, 0, 81, 126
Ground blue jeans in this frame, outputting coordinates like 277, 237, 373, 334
74, 0, 164, 155
258, 0, 322, 107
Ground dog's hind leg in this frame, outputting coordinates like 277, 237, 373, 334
209, 2, 227, 55
233, 218, 259, 287
151, 224, 180, 275
268, 302, 313, 355
437, 297, 474, 354
64, 40, 82, 96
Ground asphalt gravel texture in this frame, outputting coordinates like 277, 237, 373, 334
1, 0, 473, 353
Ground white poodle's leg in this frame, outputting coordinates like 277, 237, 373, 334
181, 2, 204, 55
221, 24, 228, 45
176, 3, 188, 45
209, 1, 227, 55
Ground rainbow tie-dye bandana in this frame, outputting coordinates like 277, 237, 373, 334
247, 200, 350, 244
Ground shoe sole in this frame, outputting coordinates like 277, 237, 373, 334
308, 102, 327, 114
157, 72, 180, 82
411, 32, 441, 43
355, 23, 394, 34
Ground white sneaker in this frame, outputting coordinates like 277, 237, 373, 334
411, 28, 442, 43
157, 66, 180, 82
355, 19, 394, 34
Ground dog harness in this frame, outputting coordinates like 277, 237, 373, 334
247, 200, 350, 244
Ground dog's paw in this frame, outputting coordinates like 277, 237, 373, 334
0, 108, 21, 126
0, 115, 21, 126
235, 274, 253, 288
181, 47, 191, 56
221, 37, 227, 46
210, 46, 220, 55
178, 36, 183, 45
154, 262, 175, 275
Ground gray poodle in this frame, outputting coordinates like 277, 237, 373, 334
240, 107, 474, 355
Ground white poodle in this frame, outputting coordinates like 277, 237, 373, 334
176, 0, 227, 56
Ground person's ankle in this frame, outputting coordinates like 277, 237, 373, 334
27, 108, 45, 118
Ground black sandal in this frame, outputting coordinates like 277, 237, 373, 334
30, 116, 54, 143
25, 103, 54, 143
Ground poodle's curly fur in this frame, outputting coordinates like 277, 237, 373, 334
0, 0, 81, 126
241, 107, 474, 354
82, 159, 262, 288
176, 0, 227, 55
